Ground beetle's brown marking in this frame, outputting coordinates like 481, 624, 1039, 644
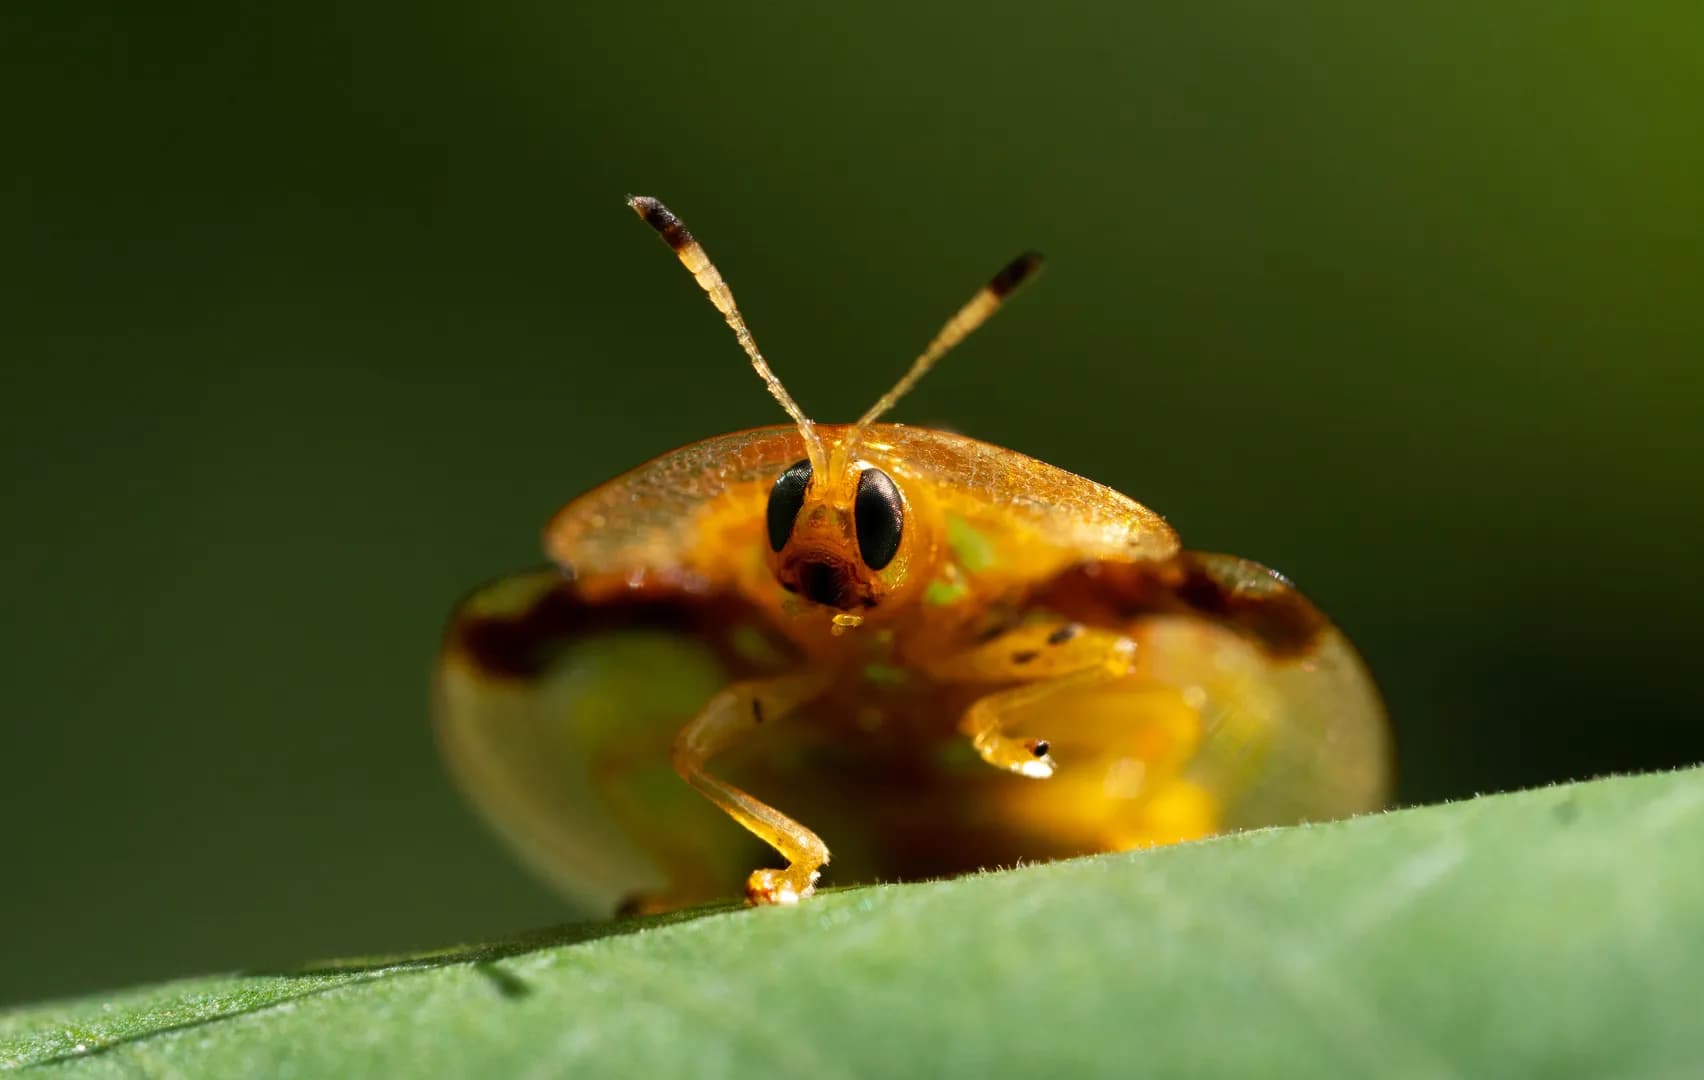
1046, 623, 1081, 645
1033, 555, 1328, 660
752, 699, 765, 725
1169, 562, 1328, 659
449, 577, 793, 680
453, 585, 603, 679
1011, 649, 1040, 665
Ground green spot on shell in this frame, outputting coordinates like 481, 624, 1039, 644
863, 663, 909, 686
925, 578, 969, 606
946, 515, 997, 573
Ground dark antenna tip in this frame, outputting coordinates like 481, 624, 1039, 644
626, 195, 691, 251
988, 251, 1045, 299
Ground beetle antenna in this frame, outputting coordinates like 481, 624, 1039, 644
628, 195, 828, 475
852, 251, 1044, 434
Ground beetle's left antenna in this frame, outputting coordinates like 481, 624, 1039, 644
628, 195, 827, 476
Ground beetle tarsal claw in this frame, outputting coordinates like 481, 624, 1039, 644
746, 867, 820, 906
969, 732, 1061, 778
1020, 737, 1058, 777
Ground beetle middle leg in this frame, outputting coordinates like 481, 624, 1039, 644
672, 669, 833, 905
927, 621, 1139, 778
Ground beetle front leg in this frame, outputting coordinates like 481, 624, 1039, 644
672, 670, 833, 905
929, 622, 1139, 779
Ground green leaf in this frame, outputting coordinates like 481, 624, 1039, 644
5, 767, 1702, 1077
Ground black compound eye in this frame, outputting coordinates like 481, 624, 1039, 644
766, 459, 812, 552
854, 467, 904, 570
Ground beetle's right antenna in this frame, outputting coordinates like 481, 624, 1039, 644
851, 251, 1044, 435
628, 195, 828, 477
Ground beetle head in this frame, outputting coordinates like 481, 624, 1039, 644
764, 452, 919, 615
625, 194, 1041, 624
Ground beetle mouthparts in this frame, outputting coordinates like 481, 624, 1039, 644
796, 559, 858, 609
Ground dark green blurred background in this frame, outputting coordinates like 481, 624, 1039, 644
5, 5, 1701, 1005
